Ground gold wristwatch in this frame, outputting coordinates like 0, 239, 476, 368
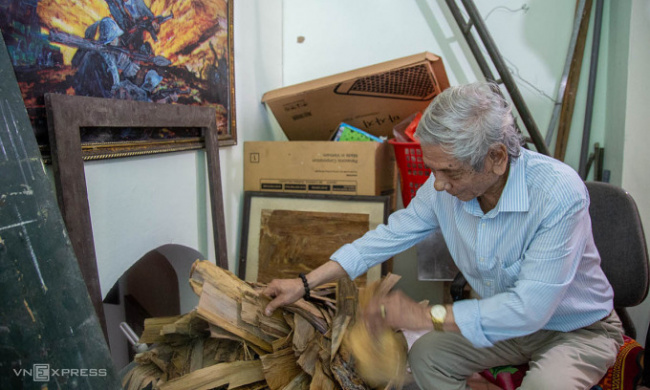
430, 304, 447, 332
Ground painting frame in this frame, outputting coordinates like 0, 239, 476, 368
45, 92, 229, 336
0, 0, 236, 161
239, 191, 391, 285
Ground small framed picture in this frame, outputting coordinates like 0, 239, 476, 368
239, 191, 391, 285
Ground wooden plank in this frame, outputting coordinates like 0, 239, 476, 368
554, 0, 594, 161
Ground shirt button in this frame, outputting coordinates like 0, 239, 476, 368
486, 281, 492, 286
480, 257, 484, 262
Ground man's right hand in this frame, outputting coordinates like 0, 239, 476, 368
261, 278, 305, 316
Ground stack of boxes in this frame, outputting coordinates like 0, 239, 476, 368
244, 52, 450, 209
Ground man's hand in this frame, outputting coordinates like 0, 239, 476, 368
364, 290, 433, 334
261, 261, 347, 317
261, 278, 304, 316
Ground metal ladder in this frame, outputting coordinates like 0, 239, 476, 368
445, 0, 550, 156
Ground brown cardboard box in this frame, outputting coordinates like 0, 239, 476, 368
244, 141, 395, 197
261, 52, 450, 141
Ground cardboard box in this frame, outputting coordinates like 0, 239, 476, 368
261, 52, 450, 141
244, 141, 395, 197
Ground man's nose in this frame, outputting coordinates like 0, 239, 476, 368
433, 177, 447, 192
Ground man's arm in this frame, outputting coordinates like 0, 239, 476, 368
262, 260, 347, 316
364, 291, 461, 334
263, 177, 440, 316
454, 195, 593, 348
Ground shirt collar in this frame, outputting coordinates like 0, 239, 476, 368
496, 149, 529, 213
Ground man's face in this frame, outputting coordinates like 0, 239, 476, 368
421, 144, 500, 202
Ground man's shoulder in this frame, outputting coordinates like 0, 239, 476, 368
520, 149, 587, 204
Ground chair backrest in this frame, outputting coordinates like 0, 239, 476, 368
586, 181, 650, 308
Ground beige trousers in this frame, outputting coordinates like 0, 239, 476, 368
408, 311, 624, 390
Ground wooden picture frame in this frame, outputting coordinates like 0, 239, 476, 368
0, 0, 236, 161
239, 191, 391, 285
45, 93, 228, 336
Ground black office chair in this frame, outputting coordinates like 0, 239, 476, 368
447, 181, 650, 388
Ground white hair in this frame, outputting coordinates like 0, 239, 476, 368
415, 81, 523, 170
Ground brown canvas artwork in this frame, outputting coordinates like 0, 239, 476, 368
257, 209, 371, 286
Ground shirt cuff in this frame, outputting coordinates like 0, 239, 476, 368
330, 243, 370, 280
453, 299, 493, 348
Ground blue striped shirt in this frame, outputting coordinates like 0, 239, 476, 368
331, 148, 614, 348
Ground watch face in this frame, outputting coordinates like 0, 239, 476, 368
431, 305, 446, 320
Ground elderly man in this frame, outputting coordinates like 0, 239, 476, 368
262, 81, 623, 389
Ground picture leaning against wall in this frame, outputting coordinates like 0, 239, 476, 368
0, 0, 236, 159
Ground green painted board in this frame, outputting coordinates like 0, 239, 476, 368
0, 31, 120, 388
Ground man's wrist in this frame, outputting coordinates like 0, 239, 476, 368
298, 273, 310, 299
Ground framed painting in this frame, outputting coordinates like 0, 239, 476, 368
239, 191, 392, 287
0, 0, 236, 161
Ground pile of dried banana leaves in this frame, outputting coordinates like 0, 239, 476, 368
122, 260, 408, 390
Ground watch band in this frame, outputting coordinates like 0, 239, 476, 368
430, 304, 446, 332
432, 317, 444, 332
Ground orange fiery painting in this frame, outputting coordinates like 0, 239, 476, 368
0, 0, 235, 157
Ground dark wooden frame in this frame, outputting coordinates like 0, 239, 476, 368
45, 93, 228, 338
238, 191, 391, 282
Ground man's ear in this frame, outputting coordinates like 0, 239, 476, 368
488, 144, 509, 175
